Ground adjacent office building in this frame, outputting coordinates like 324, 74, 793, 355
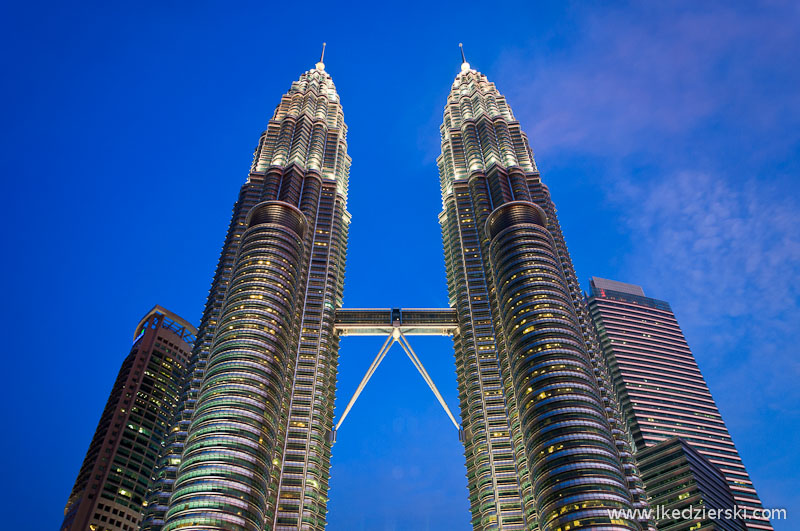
61, 306, 196, 531
586, 277, 770, 530
637, 437, 745, 531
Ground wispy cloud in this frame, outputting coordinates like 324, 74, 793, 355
497, 1, 800, 162
613, 171, 800, 400
491, 2, 800, 520
493, 0, 800, 420
610, 169, 800, 521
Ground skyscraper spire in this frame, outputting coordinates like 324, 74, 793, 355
316, 42, 326, 70
459, 42, 470, 71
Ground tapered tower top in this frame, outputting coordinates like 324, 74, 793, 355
438, 53, 538, 190
248, 50, 351, 195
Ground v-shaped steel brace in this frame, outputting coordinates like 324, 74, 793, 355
333, 327, 461, 441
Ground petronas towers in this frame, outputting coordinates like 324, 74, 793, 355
60, 48, 764, 531
134, 51, 646, 531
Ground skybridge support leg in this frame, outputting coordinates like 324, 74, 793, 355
333, 327, 462, 442
334, 333, 393, 434
396, 331, 461, 431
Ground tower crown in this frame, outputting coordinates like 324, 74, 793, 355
438, 63, 537, 191
249, 55, 351, 194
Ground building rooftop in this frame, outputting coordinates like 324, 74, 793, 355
590, 276, 646, 296
134, 305, 197, 342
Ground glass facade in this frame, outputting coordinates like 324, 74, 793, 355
586, 278, 771, 530
637, 437, 745, 531
61, 306, 196, 531
143, 60, 351, 531
438, 62, 646, 531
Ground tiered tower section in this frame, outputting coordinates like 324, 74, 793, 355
438, 59, 646, 531
143, 58, 350, 531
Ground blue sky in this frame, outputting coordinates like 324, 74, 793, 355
1, 1, 798, 529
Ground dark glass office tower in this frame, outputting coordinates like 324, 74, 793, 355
61, 306, 196, 531
142, 56, 350, 531
438, 57, 646, 531
637, 437, 745, 531
586, 277, 771, 530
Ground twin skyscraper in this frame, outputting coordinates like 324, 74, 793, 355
63, 51, 770, 531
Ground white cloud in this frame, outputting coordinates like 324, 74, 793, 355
495, 1, 800, 159
612, 170, 800, 417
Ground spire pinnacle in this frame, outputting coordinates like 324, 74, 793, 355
459, 43, 470, 72
316, 42, 326, 71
